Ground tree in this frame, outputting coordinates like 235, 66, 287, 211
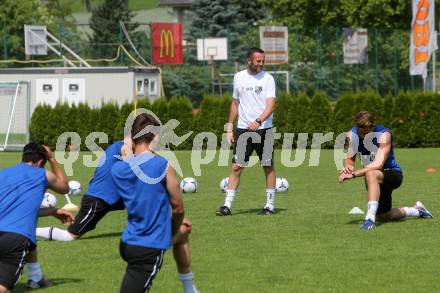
0, 0, 73, 62
186, 0, 267, 63
89, 0, 138, 59
260, 0, 413, 29
162, 65, 211, 105
84, 0, 92, 12
258, 0, 432, 98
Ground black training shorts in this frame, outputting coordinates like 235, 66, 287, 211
0, 232, 35, 290
68, 195, 125, 236
119, 241, 165, 293
232, 128, 275, 166
365, 169, 403, 214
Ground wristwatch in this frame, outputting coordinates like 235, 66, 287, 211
255, 118, 262, 125
351, 171, 356, 179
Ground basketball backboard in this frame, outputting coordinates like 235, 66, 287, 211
197, 38, 228, 61
24, 25, 48, 55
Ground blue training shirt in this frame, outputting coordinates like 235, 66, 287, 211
86, 141, 124, 205
351, 125, 402, 172
0, 163, 48, 244
111, 152, 171, 250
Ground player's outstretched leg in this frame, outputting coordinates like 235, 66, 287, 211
377, 201, 433, 223
37, 195, 119, 241
412, 201, 434, 218
36, 227, 76, 241
397, 201, 433, 219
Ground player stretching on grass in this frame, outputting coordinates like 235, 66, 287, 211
0, 143, 74, 293
37, 135, 198, 292
111, 113, 198, 293
339, 111, 433, 230
217, 47, 277, 216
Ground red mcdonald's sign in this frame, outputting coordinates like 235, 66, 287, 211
151, 23, 183, 64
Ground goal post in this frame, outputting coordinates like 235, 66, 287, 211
0, 81, 31, 151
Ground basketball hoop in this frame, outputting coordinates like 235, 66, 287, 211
206, 47, 218, 65
207, 55, 214, 65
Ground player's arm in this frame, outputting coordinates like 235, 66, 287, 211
226, 99, 239, 144
39, 207, 75, 224
166, 163, 184, 238
43, 145, 69, 194
352, 132, 392, 177
342, 131, 356, 173
121, 137, 134, 159
247, 97, 275, 131
226, 75, 240, 144
258, 97, 276, 122
339, 131, 356, 183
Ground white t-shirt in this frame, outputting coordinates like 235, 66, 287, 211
233, 69, 276, 129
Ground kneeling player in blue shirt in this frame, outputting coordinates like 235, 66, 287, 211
37, 140, 128, 241
0, 143, 74, 293
339, 111, 433, 230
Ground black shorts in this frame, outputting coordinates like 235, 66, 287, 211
232, 128, 275, 166
119, 241, 165, 293
366, 169, 403, 214
68, 195, 125, 236
0, 232, 35, 290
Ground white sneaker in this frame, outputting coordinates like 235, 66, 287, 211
414, 201, 433, 218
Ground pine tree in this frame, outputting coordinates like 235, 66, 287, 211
186, 0, 266, 63
89, 0, 138, 59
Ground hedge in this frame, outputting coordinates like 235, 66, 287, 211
29, 92, 440, 150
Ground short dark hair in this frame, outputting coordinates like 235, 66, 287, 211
131, 113, 161, 144
355, 111, 374, 128
22, 142, 47, 165
246, 47, 265, 59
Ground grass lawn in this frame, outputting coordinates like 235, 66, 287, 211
70, 0, 159, 13
1, 148, 438, 292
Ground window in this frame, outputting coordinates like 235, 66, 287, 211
149, 79, 157, 95
136, 79, 144, 96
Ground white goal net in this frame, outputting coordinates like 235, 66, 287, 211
0, 81, 31, 151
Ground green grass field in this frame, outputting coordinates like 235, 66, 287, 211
1, 148, 439, 292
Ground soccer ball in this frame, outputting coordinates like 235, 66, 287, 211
69, 180, 82, 195
41, 192, 57, 208
219, 177, 229, 193
220, 177, 239, 193
180, 177, 198, 193
276, 177, 289, 192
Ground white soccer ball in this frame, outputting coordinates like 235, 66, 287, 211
180, 177, 198, 193
41, 192, 57, 208
276, 177, 289, 192
220, 177, 229, 193
220, 177, 240, 193
69, 180, 82, 195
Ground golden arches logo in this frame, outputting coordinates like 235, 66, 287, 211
160, 30, 174, 58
